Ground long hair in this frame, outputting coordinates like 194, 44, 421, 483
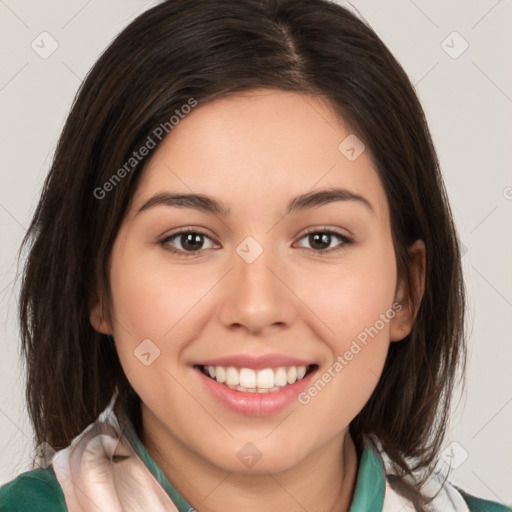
18, 0, 466, 504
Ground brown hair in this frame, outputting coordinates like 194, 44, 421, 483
18, 0, 466, 505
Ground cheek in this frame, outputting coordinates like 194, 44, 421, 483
109, 249, 202, 341
299, 241, 397, 348
107, 244, 222, 395
106, 242, 181, 382
295, 238, 396, 414
107, 250, 196, 413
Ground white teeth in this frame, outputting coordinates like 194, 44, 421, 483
225, 367, 239, 386
202, 364, 312, 392
215, 366, 226, 383
239, 368, 256, 388
274, 367, 288, 387
256, 368, 274, 389
297, 366, 307, 380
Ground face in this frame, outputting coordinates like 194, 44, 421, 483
91, 88, 422, 474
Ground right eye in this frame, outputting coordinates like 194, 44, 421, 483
160, 229, 219, 257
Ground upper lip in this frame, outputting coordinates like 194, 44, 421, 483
194, 354, 314, 370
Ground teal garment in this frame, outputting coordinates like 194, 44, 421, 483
458, 490, 512, 512
0, 468, 67, 512
0, 418, 510, 512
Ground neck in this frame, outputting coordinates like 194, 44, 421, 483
140, 405, 359, 512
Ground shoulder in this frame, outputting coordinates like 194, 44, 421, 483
0, 467, 67, 512
369, 436, 511, 512
383, 471, 511, 512
458, 487, 512, 512
422, 476, 511, 512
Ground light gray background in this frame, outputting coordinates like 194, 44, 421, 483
1, 0, 511, 505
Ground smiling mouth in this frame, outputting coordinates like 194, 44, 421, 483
197, 364, 318, 393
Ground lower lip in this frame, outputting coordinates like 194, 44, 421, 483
195, 367, 317, 416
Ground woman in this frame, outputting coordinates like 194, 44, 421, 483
0, 0, 509, 510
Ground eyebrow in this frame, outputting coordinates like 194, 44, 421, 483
136, 187, 375, 217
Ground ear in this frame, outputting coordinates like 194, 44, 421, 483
89, 292, 113, 335
389, 239, 426, 342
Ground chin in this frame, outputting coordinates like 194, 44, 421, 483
195, 436, 312, 475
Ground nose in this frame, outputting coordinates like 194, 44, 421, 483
218, 241, 298, 337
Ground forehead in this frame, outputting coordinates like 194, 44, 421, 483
130, 88, 390, 227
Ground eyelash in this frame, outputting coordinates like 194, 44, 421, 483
159, 227, 354, 258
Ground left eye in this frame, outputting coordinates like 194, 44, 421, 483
295, 230, 353, 254
160, 229, 353, 257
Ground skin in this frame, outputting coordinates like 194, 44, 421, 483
91, 88, 425, 512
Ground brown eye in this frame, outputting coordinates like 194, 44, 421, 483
295, 229, 353, 255
160, 230, 218, 257
176, 232, 206, 251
